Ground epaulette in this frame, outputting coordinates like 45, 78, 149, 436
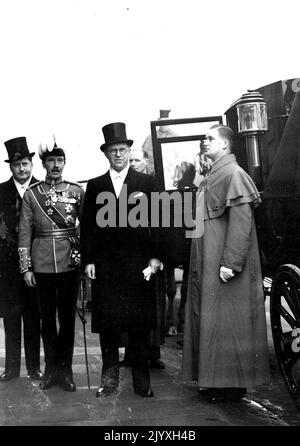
27, 180, 43, 189
66, 180, 84, 188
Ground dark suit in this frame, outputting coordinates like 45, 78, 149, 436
0, 177, 41, 374
81, 167, 160, 391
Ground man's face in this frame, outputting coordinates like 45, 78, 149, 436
129, 150, 148, 173
10, 157, 33, 184
203, 128, 227, 161
43, 155, 66, 180
105, 143, 130, 172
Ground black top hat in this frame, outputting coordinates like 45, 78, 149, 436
100, 122, 133, 152
4, 137, 35, 163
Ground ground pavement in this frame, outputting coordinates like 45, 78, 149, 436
0, 284, 300, 427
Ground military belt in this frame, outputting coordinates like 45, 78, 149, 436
35, 228, 77, 238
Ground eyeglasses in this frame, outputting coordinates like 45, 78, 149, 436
108, 148, 129, 156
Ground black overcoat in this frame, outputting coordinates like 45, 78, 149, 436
80, 167, 161, 334
0, 176, 38, 316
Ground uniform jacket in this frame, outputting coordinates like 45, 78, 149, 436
80, 167, 161, 333
18, 179, 84, 274
0, 176, 38, 315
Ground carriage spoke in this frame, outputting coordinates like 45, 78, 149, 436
272, 301, 297, 328
277, 281, 300, 321
270, 265, 300, 398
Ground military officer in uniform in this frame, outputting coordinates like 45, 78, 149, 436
0, 137, 42, 382
18, 141, 84, 392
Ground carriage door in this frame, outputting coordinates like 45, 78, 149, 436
149, 115, 223, 268
150, 116, 223, 191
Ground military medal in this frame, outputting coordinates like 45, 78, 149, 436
65, 203, 73, 213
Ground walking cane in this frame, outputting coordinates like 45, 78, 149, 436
76, 277, 91, 390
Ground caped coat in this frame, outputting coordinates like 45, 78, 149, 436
0, 176, 38, 316
80, 167, 161, 334
182, 154, 270, 388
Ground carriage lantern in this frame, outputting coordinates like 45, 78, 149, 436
236, 90, 268, 190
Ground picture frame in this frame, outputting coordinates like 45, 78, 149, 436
150, 116, 223, 191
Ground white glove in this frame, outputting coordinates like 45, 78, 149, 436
143, 260, 164, 281
220, 266, 235, 283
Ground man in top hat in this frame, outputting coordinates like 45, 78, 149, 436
18, 140, 84, 392
81, 122, 163, 398
0, 137, 42, 382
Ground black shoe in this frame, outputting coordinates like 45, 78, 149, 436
59, 375, 76, 392
222, 388, 247, 401
27, 369, 43, 380
96, 386, 118, 398
134, 387, 154, 398
205, 387, 247, 403
39, 374, 57, 390
0, 370, 19, 382
197, 387, 214, 397
149, 359, 165, 369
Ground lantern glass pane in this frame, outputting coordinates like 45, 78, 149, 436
237, 103, 268, 133
259, 103, 268, 130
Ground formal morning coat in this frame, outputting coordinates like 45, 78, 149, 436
80, 167, 161, 334
182, 153, 270, 389
0, 176, 38, 316
18, 179, 84, 274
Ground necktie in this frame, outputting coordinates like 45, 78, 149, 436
114, 175, 122, 198
19, 185, 27, 198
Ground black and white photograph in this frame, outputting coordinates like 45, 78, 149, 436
1, 0, 300, 432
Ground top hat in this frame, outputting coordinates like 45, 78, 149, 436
100, 122, 133, 152
159, 110, 171, 119
4, 137, 35, 163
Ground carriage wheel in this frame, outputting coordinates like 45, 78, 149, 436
270, 264, 300, 398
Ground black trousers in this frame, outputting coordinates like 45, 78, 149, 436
3, 283, 41, 374
35, 271, 79, 377
100, 329, 150, 391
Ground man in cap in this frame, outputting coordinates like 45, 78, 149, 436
81, 122, 163, 398
18, 140, 84, 392
0, 137, 42, 382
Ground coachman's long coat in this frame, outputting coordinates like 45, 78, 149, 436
183, 154, 270, 389
80, 167, 161, 334
0, 176, 38, 316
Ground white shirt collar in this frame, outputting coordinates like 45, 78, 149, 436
109, 164, 130, 197
13, 176, 32, 198
109, 163, 130, 181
